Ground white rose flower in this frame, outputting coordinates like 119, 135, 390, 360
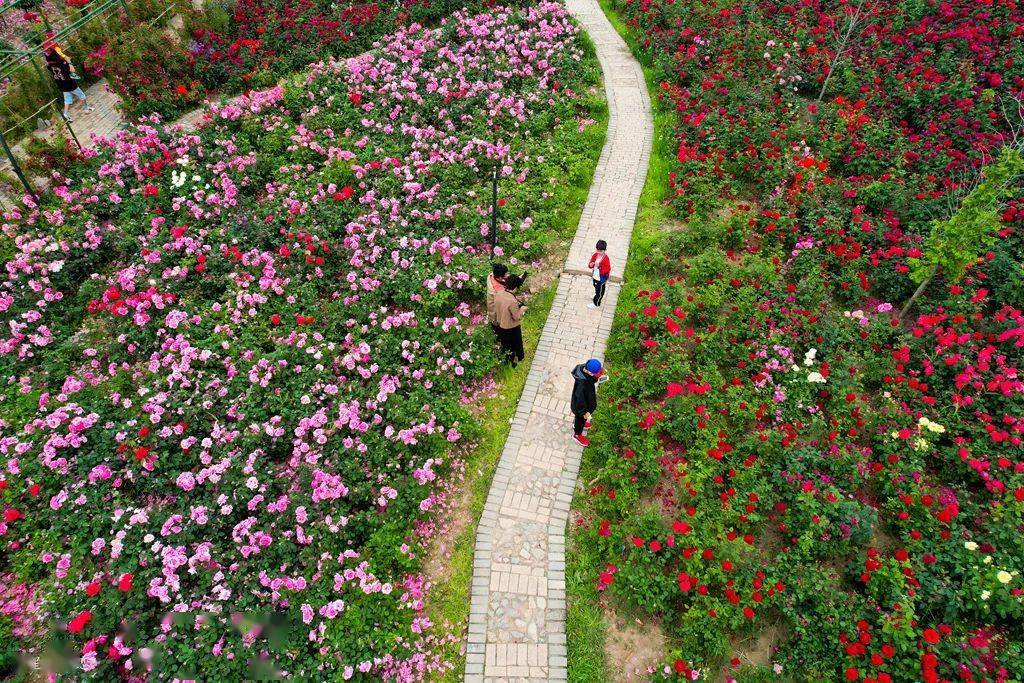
997, 570, 1012, 584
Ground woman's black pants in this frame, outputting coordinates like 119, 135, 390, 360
496, 325, 524, 364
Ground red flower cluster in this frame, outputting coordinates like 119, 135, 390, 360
579, 0, 1024, 678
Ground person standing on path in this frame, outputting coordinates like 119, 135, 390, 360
43, 37, 94, 122
493, 274, 526, 366
570, 358, 603, 446
588, 240, 611, 308
486, 262, 509, 333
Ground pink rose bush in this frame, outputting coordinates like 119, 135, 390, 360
0, 3, 603, 679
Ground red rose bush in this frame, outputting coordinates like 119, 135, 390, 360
573, 0, 1024, 680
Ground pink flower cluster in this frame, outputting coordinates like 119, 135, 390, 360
0, 3, 593, 680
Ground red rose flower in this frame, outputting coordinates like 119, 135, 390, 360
68, 610, 92, 633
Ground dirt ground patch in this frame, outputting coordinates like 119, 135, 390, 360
422, 459, 475, 583
603, 608, 667, 681
726, 621, 789, 672
519, 238, 571, 298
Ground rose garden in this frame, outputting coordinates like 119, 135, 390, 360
0, 0, 1021, 680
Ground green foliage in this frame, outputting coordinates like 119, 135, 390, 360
0, 616, 17, 678
104, 25, 208, 120
0, 62, 55, 142
911, 147, 1024, 283
22, 130, 84, 178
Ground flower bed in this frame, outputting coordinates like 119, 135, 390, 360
99, 0, 501, 120
572, 0, 1024, 680
0, 3, 604, 678
0, 0, 492, 141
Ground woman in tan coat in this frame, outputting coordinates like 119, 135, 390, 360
486, 263, 509, 332
493, 274, 526, 366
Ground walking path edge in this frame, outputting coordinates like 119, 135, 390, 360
464, 0, 652, 679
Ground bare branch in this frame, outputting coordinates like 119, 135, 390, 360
817, 0, 883, 105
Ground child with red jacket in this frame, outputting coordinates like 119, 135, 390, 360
588, 240, 611, 308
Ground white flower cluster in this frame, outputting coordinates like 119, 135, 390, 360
790, 348, 827, 383
964, 542, 1019, 601
889, 416, 946, 451
171, 155, 207, 190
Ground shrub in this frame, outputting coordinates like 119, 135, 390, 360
572, 0, 1024, 680
0, 4, 602, 678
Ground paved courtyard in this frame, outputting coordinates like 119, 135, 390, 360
464, 0, 653, 679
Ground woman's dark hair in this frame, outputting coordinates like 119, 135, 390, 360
596, 240, 607, 251
492, 263, 509, 278
503, 274, 523, 290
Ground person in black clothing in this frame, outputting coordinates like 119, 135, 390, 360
43, 42, 94, 122
570, 358, 603, 446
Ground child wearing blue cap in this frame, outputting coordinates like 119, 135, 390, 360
570, 358, 603, 446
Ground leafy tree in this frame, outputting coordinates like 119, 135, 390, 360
901, 147, 1024, 317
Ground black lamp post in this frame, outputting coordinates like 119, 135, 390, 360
490, 165, 498, 253
479, 159, 499, 256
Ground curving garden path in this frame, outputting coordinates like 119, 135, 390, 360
463, 0, 652, 679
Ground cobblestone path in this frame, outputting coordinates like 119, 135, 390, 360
464, 0, 652, 679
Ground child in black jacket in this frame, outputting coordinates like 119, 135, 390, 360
570, 358, 603, 446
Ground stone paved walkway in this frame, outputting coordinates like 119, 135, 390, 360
0, 79, 121, 182
464, 0, 652, 679
0, 79, 209, 199
67, 79, 125, 141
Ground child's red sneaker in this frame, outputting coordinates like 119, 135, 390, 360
572, 434, 590, 447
